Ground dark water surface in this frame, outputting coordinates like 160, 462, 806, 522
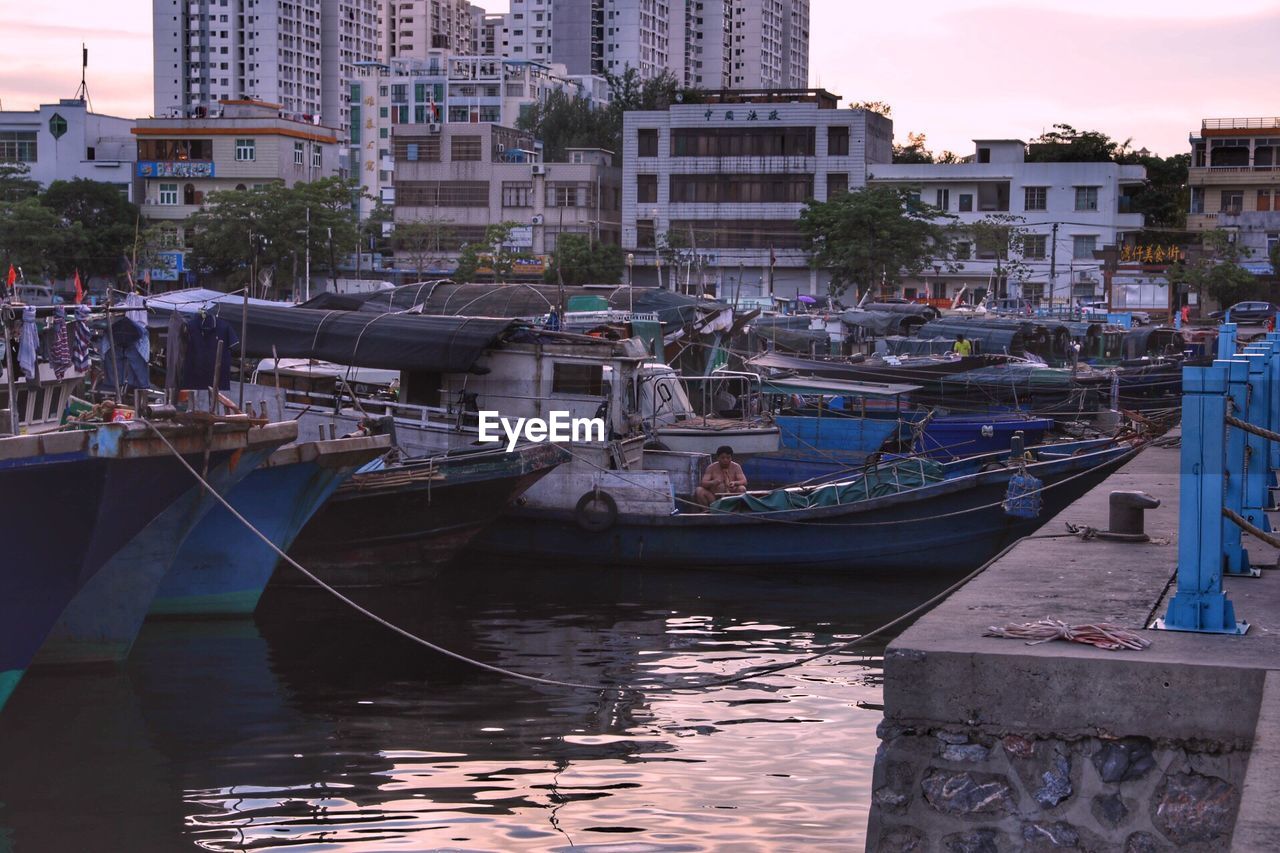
0, 565, 953, 852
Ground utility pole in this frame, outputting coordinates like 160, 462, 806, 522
303, 206, 311, 303
1049, 222, 1059, 307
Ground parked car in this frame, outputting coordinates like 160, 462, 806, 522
1080, 301, 1151, 325
1209, 301, 1280, 323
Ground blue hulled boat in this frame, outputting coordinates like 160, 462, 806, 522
0, 422, 256, 712
468, 438, 1143, 573
31, 421, 299, 667
148, 434, 391, 617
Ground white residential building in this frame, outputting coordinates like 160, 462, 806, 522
391, 123, 620, 277
870, 140, 1147, 304
380, 0, 478, 60
728, 0, 808, 89
621, 89, 892, 298
0, 99, 137, 200
350, 55, 608, 219
152, 0, 378, 134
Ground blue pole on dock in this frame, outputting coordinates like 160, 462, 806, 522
1217, 323, 1237, 360
1244, 339, 1280, 490
1157, 362, 1249, 634
1239, 350, 1274, 535
1220, 358, 1255, 578
1266, 332, 1280, 474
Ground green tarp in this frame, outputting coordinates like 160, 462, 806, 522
711, 458, 947, 513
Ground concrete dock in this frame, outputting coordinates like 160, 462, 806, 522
867, 435, 1280, 851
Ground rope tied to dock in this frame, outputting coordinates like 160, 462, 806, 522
1223, 507, 1280, 550
984, 619, 1152, 651
1224, 413, 1280, 445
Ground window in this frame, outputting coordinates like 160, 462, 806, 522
958, 193, 973, 212
1190, 186, 1205, 215
235, 138, 256, 161
1258, 189, 1272, 213
828, 126, 849, 157
547, 182, 589, 207
158, 183, 179, 205
1073, 234, 1098, 260
637, 173, 657, 203
312, 144, 322, 168
1221, 190, 1243, 214
977, 147, 991, 163
934, 188, 950, 211
669, 174, 814, 204
394, 136, 440, 162
552, 363, 603, 396
954, 241, 971, 260
827, 173, 848, 198
1074, 186, 1099, 211
671, 127, 816, 157
294, 141, 304, 165
502, 181, 533, 207
390, 84, 407, 103
1024, 186, 1047, 211
1023, 234, 1047, 259
637, 128, 658, 157
0, 131, 38, 162
393, 180, 489, 207
450, 135, 482, 161
636, 219, 656, 249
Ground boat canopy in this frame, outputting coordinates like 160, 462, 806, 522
1122, 326, 1185, 358
206, 302, 523, 373
759, 375, 921, 398
915, 319, 1028, 355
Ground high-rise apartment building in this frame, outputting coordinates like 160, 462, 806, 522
728, 0, 808, 89
153, 0, 378, 132
380, 0, 478, 60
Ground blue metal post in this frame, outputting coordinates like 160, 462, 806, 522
1266, 332, 1280, 473
1244, 339, 1279, 490
1158, 363, 1248, 633
1221, 358, 1256, 577
1217, 323, 1237, 360
1240, 350, 1273, 532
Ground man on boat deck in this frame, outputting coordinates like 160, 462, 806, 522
696, 446, 748, 507
952, 334, 972, 356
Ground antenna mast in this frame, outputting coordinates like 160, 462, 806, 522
73, 44, 93, 110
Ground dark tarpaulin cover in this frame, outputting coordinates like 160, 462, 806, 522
301, 283, 723, 328
208, 302, 519, 373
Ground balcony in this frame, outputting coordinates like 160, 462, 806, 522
1202, 117, 1280, 131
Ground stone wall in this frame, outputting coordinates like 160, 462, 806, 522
868, 721, 1249, 852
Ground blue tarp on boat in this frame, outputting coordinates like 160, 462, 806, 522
711, 458, 946, 512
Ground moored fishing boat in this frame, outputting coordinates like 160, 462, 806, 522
148, 434, 391, 616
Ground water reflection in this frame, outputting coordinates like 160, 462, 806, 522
0, 565, 952, 851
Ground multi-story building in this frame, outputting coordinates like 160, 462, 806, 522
380, 0, 477, 60
152, 0, 378, 134
471, 6, 504, 55
871, 140, 1147, 304
350, 55, 608, 219
391, 122, 620, 277
0, 99, 137, 200
1188, 117, 1280, 274
501, 0, 556, 62
621, 89, 890, 298
133, 100, 341, 279
728, 0, 808, 89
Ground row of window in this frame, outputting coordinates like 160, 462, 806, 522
0, 131, 38, 163
633, 219, 808, 251
924, 185, 1102, 213
637, 126, 849, 159
949, 233, 1098, 261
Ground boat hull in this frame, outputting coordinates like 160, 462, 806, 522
149, 437, 389, 617
470, 445, 1139, 573
282, 442, 568, 587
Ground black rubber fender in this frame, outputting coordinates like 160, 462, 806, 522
574, 490, 618, 532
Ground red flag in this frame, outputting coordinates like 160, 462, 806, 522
5, 264, 14, 288
73, 269, 84, 304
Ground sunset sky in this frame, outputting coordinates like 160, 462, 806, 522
2, 0, 1277, 158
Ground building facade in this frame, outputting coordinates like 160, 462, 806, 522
621, 89, 891, 298
391, 122, 620, 277
871, 140, 1146, 304
350, 55, 608, 219
152, 0, 378, 134
1188, 116, 1280, 275
380, 0, 479, 60
0, 99, 137, 200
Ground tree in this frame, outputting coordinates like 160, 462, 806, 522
392, 218, 455, 281
545, 234, 624, 285
1026, 124, 1130, 162
1127, 152, 1189, 231
40, 178, 140, 279
971, 214, 1032, 300
454, 221, 521, 283
798, 185, 955, 299
0, 198, 67, 278
849, 101, 892, 117
893, 131, 934, 164
1168, 230, 1258, 310
0, 163, 40, 203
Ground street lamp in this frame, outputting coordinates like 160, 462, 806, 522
626, 252, 635, 313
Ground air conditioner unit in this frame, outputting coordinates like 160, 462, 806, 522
531, 214, 544, 225
531, 164, 547, 175
426, 122, 442, 134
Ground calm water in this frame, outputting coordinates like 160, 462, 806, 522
0, 565, 953, 852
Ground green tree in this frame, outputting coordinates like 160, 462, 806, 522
798, 185, 955, 299
971, 214, 1033, 299
292, 176, 363, 279
40, 178, 140, 279
0, 198, 67, 278
545, 234, 624, 285
849, 101, 892, 117
392, 218, 455, 281
1168, 230, 1258, 310
454, 221, 521, 283
1026, 124, 1129, 162
893, 131, 934, 164
0, 163, 40, 203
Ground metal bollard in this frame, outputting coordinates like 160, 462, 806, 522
1097, 491, 1160, 542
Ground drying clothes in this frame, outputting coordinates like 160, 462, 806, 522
49, 306, 72, 379
17, 306, 37, 380
71, 305, 92, 370
180, 311, 239, 390
123, 293, 149, 361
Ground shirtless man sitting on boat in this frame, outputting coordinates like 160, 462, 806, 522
695, 445, 748, 507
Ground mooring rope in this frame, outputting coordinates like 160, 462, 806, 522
1224, 413, 1280, 445
1223, 506, 1280, 550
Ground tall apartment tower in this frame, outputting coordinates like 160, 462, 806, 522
152, 0, 378, 129
728, 0, 808, 89
380, 0, 477, 60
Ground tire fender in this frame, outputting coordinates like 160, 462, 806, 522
574, 489, 618, 532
